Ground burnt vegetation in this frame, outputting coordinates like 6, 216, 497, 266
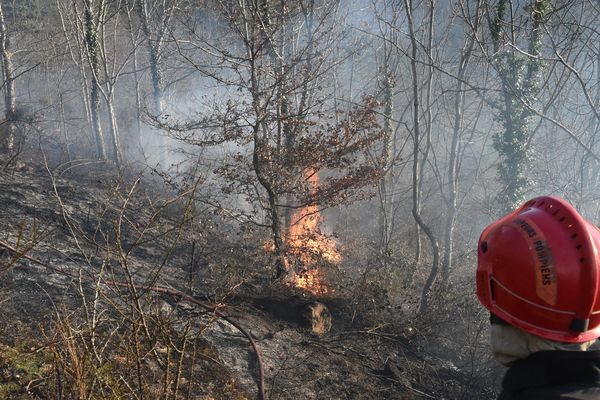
0, 0, 598, 399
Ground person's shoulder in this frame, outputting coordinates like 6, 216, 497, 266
499, 384, 600, 400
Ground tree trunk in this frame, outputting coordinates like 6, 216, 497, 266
106, 93, 121, 168
253, 126, 286, 278
491, 0, 548, 214
0, 2, 15, 152
403, 0, 440, 314
84, 0, 106, 159
126, 2, 142, 145
441, 1, 479, 287
138, 0, 163, 116
378, 67, 395, 258
59, 94, 72, 162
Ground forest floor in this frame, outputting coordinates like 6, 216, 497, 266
0, 158, 497, 399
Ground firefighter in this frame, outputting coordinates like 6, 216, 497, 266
476, 196, 600, 399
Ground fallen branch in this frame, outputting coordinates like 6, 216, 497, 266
0, 238, 266, 400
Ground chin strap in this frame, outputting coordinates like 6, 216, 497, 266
490, 313, 510, 326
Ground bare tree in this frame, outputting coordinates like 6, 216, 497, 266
137, 0, 178, 117
440, 0, 483, 287
58, 0, 141, 167
83, 0, 108, 160
165, 0, 383, 279
371, 0, 403, 261
487, 0, 549, 213
401, 0, 440, 313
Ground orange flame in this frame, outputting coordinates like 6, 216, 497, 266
285, 170, 341, 295
263, 170, 341, 294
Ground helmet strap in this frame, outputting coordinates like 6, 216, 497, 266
490, 313, 510, 326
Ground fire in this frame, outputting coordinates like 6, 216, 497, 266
287, 204, 341, 265
285, 170, 341, 295
262, 170, 341, 294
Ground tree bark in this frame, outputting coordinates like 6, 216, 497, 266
0, 2, 15, 152
126, 1, 142, 145
106, 93, 122, 168
84, 0, 106, 159
403, 0, 440, 314
138, 0, 163, 116
441, 0, 480, 287
378, 67, 395, 257
491, 0, 548, 214
254, 125, 286, 278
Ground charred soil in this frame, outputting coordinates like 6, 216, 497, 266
0, 159, 495, 399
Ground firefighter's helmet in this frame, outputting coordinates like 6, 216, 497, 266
477, 196, 600, 343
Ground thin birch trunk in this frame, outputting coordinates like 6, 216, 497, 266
441, 0, 480, 287
106, 92, 121, 168
0, 2, 15, 151
403, 0, 440, 314
126, 1, 142, 145
378, 67, 395, 256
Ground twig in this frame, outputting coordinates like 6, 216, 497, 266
408, 386, 437, 399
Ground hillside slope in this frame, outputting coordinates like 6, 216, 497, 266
0, 161, 495, 399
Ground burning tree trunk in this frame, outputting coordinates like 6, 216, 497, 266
285, 170, 341, 294
253, 123, 287, 279
170, 1, 383, 287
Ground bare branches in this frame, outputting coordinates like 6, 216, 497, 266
0, 226, 267, 399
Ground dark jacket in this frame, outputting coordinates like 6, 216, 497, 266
498, 350, 600, 399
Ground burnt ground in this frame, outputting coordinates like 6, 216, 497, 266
0, 159, 498, 400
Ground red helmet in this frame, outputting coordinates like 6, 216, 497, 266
477, 196, 600, 343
